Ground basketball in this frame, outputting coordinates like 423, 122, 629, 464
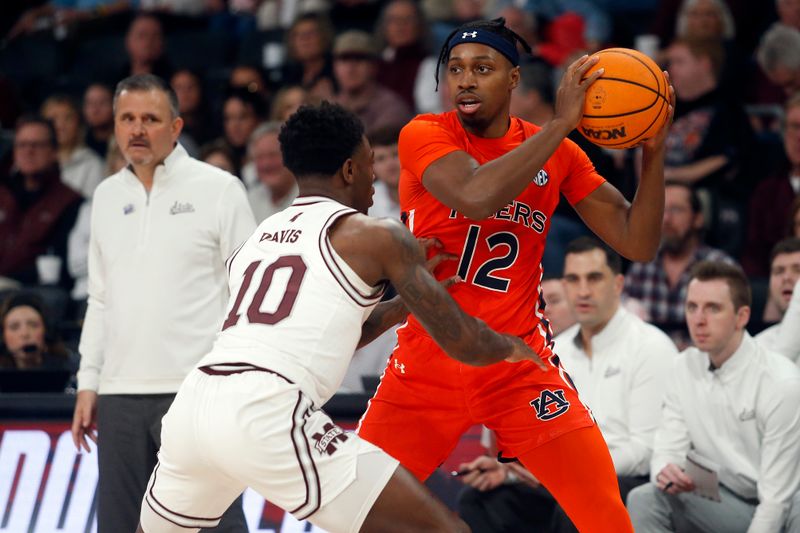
579, 48, 670, 149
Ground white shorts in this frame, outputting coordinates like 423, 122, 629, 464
140, 364, 399, 533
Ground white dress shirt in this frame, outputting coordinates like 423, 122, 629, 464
651, 334, 800, 533
554, 306, 678, 476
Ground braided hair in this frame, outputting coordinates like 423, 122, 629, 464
435, 17, 533, 89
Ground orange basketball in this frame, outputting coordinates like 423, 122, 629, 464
579, 48, 670, 149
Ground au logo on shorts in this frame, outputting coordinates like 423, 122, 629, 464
312, 422, 349, 456
530, 389, 570, 421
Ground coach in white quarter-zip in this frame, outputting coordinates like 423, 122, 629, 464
70, 74, 255, 533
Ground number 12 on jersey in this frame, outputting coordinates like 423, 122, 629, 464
456, 225, 519, 292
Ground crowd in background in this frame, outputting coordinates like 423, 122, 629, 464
1, 0, 800, 528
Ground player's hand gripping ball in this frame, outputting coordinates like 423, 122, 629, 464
579, 48, 670, 149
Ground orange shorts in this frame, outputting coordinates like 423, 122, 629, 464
357, 328, 596, 480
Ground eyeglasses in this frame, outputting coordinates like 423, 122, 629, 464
14, 140, 52, 150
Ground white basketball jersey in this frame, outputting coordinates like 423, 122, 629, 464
199, 196, 386, 404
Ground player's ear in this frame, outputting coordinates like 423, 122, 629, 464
341, 158, 355, 185
510, 65, 520, 90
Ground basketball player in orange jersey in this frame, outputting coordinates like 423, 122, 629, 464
357, 18, 674, 532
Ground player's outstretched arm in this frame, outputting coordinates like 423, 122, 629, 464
376, 219, 544, 367
420, 55, 603, 220
357, 238, 459, 348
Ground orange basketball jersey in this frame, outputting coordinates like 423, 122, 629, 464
398, 111, 605, 356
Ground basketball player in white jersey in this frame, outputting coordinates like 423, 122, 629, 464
136, 102, 544, 533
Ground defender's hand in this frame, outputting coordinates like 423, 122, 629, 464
504, 336, 548, 371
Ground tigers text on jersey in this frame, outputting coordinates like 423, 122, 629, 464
398, 111, 606, 358
199, 196, 385, 406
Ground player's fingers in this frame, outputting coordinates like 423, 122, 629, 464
425, 252, 458, 271
566, 54, 590, 77
574, 55, 599, 77
440, 275, 462, 289
580, 67, 604, 88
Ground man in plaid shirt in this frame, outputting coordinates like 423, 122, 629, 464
625, 182, 735, 329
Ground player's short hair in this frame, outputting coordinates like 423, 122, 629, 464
367, 125, 401, 148
665, 180, 703, 214
15, 114, 58, 149
770, 237, 800, 265
757, 24, 800, 73
564, 236, 623, 275
670, 37, 725, 80
279, 101, 364, 179
113, 74, 179, 118
689, 260, 751, 310
435, 17, 532, 89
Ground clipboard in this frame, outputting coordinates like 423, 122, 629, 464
686, 450, 722, 502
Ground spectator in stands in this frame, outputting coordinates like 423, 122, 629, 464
757, 24, 800, 98
627, 261, 800, 533
220, 88, 265, 180
118, 13, 172, 80
71, 74, 253, 532
778, 0, 800, 30
245, 122, 297, 222
664, 37, 754, 254
138, 0, 206, 15
625, 182, 734, 333
367, 125, 402, 219
0, 292, 77, 372
0, 116, 81, 289
269, 85, 306, 122
515, 0, 611, 54
675, 0, 735, 41
170, 69, 214, 146
757, 238, 800, 350
41, 95, 105, 198
743, 93, 800, 276
229, 64, 271, 105
548, 237, 676, 532
6, 0, 131, 41
199, 139, 237, 175
82, 83, 114, 159
333, 30, 413, 134
280, 13, 336, 99
375, 0, 430, 110
541, 275, 575, 336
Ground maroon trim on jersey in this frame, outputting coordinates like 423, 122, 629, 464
318, 209, 386, 308
145, 461, 223, 527
198, 363, 295, 384
293, 194, 338, 206
289, 393, 321, 518
225, 240, 247, 277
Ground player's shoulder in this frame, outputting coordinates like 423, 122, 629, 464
401, 111, 460, 138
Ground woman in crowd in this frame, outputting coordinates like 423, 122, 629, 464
0, 292, 77, 372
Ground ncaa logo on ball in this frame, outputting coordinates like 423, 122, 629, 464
533, 169, 549, 186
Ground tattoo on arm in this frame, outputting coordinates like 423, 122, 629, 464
387, 224, 514, 365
